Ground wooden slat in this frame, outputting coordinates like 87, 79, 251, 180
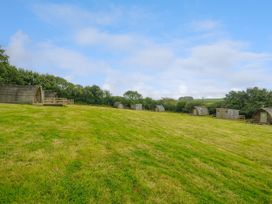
43, 97, 70, 106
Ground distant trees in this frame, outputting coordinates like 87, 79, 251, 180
176, 100, 187, 112
224, 87, 272, 117
123, 90, 143, 105
83, 85, 105, 104
178, 96, 193, 101
0, 47, 9, 63
159, 98, 177, 112
142, 97, 157, 110
176, 96, 196, 112
0, 47, 10, 85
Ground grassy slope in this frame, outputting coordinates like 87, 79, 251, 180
0, 104, 272, 203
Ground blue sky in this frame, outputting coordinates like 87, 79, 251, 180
1, 0, 272, 98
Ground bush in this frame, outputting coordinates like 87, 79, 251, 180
176, 101, 187, 112
159, 98, 177, 112
224, 87, 272, 118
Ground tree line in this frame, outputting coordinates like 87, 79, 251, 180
1, 47, 272, 117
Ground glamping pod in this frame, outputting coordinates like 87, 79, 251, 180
252, 108, 272, 125
0, 85, 44, 104
192, 106, 209, 116
216, 108, 240, 120
155, 105, 165, 112
114, 102, 124, 109
131, 104, 142, 110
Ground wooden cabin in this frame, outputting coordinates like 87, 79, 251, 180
216, 108, 240, 120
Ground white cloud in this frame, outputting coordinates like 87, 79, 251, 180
32, 3, 152, 29
173, 41, 271, 74
32, 3, 116, 27
6, 31, 110, 80
191, 19, 220, 31
5, 31, 33, 67
36, 43, 107, 74
124, 46, 175, 69
104, 40, 272, 98
75, 28, 138, 50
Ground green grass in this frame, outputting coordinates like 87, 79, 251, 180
0, 104, 272, 203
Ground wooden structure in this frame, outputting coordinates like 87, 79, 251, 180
155, 105, 165, 112
192, 106, 209, 116
131, 104, 142, 110
216, 108, 240, 120
43, 97, 73, 106
252, 108, 272, 125
0, 85, 44, 104
114, 102, 124, 109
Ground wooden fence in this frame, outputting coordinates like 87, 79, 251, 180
43, 97, 74, 106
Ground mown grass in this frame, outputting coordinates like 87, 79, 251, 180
0, 103, 272, 203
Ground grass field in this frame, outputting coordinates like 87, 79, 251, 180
0, 104, 272, 203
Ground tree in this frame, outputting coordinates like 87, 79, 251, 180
224, 87, 272, 118
83, 85, 104, 104
0, 48, 11, 85
224, 90, 247, 110
178, 96, 193, 101
102, 90, 112, 105
159, 98, 177, 112
176, 100, 187, 112
123, 90, 143, 105
111, 96, 126, 106
0, 47, 9, 64
142, 97, 156, 110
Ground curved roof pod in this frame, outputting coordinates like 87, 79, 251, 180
155, 105, 165, 112
252, 108, 272, 124
193, 106, 209, 116
0, 85, 44, 104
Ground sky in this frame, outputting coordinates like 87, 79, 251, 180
1, 0, 272, 99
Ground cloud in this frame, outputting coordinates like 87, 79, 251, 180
107, 40, 272, 98
5, 31, 33, 66
75, 28, 138, 50
32, 3, 116, 27
173, 41, 271, 74
31, 2, 152, 29
191, 19, 220, 31
6, 31, 110, 83
124, 46, 176, 69
230, 65, 271, 87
